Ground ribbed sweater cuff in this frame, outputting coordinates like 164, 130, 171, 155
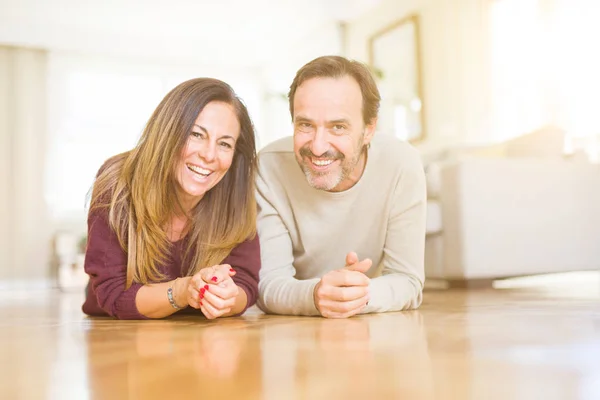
113, 283, 149, 320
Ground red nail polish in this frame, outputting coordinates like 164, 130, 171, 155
199, 301, 203, 306
230, 268, 235, 272
200, 288, 205, 295
204, 285, 209, 290
211, 276, 217, 282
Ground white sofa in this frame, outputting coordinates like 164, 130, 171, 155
421, 130, 600, 284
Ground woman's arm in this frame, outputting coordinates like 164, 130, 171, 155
227, 235, 261, 316
84, 210, 191, 320
83, 211, 147, 319
135, 277, 191, 318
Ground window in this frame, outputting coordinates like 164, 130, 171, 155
489, 0, 545, 142
489, 0, 600, 160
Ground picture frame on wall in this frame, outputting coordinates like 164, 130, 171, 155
369, 14, 425, 143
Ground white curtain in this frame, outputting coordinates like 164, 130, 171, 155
0, 45, 50, 281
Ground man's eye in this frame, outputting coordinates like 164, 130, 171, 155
297, 122, 314, 131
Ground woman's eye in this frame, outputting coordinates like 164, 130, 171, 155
219, 142, 233, 149
191, 131, 203, 138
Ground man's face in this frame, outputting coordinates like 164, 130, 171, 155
292, 76, 376, 192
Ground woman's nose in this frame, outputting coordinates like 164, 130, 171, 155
198, 141, 216, 163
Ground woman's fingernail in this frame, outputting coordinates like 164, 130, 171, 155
204, 285, 209, 290
199, 301, 203, 306
200, 288, 205, 295
229, 268, 235, 272
211, 276, 217, 282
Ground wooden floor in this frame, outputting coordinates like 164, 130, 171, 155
1, 273, 599, 400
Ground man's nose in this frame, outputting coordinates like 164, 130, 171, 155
309, 127, 329, 156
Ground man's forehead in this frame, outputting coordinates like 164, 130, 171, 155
294, 76, 362, 114
296, 75, 361, 94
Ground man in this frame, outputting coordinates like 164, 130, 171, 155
256, 55, 426, 318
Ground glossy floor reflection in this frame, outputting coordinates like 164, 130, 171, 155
1, 272, 599, 400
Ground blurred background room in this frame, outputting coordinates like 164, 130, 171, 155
1, 0, 599, 289
1, 1, 600, 399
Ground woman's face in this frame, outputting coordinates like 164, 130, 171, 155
175, 101, 240, 210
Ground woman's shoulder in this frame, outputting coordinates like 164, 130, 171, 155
228, 233, 260, 257
96, 152, 128, 178
88, 152, 130, 219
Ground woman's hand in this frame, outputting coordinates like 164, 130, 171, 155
187, 264, 238, 319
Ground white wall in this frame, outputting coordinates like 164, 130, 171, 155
259, 22, 345, 146
346, 0, 493, 149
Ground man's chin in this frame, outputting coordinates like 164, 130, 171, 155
305, 173, 340, 191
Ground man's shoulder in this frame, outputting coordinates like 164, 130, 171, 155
370, 134, 423, 170
257, 136, 300, 184
259, 136, 294, 157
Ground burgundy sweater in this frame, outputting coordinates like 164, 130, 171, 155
81, 209, 261, 320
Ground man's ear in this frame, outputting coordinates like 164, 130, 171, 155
363, 118, 377, 146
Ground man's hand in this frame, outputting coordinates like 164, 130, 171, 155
313, 252, 372, 318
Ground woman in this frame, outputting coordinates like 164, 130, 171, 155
82, 78, 260, 320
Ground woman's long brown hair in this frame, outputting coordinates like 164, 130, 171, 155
89, 78, 257, 288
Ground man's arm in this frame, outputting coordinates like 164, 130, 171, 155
255, 170, 321, 316
361, 147, 427, 314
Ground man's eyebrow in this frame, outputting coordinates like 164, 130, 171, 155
294, 115, 313, 123
294, 116, 351, 125
327, 118, 351, 125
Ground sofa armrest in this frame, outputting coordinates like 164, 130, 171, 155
437, 159, 600, 278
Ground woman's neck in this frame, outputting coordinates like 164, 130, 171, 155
175, 187, 204, 215
167, 214, 190, 242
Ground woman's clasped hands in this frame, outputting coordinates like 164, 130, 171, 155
187, 264, 239, 319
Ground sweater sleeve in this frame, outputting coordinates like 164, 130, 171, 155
225, 234, 261, 316
255, 168, 321, 316
82, 209, 148, 320
360, 146, 427, 314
